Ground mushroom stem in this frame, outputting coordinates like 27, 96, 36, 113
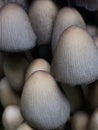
81, 85, 88, 100
25, 51, 33, 63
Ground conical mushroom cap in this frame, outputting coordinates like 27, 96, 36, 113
3, 54, 29, 92
29, 0, 58, 45
71, 112, 89, 130
16, 122, 34, 130
51, 26, 98, 86
0, 3, 36, 52
21, 71, 70, 130
88, 108, 98, 130
0, 77, 20, 108
25, 58, 50, 80
2, 105, 24, 130
52, 7, 86, 52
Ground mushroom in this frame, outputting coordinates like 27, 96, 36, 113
0, 77, 20, 108
51, 26, 98, 86
86, 25, 98, 37
52, 7, 86, 52
71, 111, 89, 130
2, 105, 24, 130
21, 71, 70, 130
29, 0, 58, 45
88, 108, 98, 130
25, 58, 50, 80
0, 3, 36, 52
3, 54, 29, 92
61, 84, 84, 112
16, 122, 34, 130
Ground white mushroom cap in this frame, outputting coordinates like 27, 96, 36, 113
25, 58, 50, 80
16, 122, 34, 130
21, 71, 70, 130
0, 3, 36, 52
88, 108, 98, 130
51, 26, 98, 86
2, 105, 24, 130
3, 54, 29, 92
71, 112, 89, 130
52, 7, 86, 52
0, 77, 20, 108
29, 0, 58, 45
86, 25, 98, 37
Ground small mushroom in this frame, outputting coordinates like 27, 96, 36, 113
52, 7, 86, 52
3, 54, 29, 92
0, 77, 20, 108
51, 26, 98, 86
29, 0, 58, 45
2, 105, 24, 130
71, 111, 89, 130
16, 122, 34, 130
21, 71, 70, 130
88, 108, 98, 130
25, 58, 50, 80
0, 3, 36, 52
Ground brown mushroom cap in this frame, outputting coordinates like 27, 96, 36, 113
0, 3, 36, 52
51, 26, 98, 86
25, 58, 50, 80
52, 7, 86, 52
29, 0, 58, 45
16, 122, 34, 130
71, 112, 89, 130
0, 77, 20, 107
3, 54, 29, 92
2, 105, 24, 130
21, 71, 70, 130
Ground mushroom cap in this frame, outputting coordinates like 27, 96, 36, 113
0, 3, 36, 52
25, 58, 50, 80
29, 0, 58, 45
0, 77, 20, 107
88, 108, 98, 130
51, 26, 98, 86
86, 25, 98, 37
16, 122, 34, 130
21, 71, 70, 130
2, 105, 24, 130
52, 7, 86, 52
3, 54, 29, 92
71, 112, 89, 130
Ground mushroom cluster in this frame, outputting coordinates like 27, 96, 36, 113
0, 0, 98, 130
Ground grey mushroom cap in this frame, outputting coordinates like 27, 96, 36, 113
21, 71, 70, 130
51, 26, 98, 86
29, 0, 58, 45
52, 7, 86, 52
0, 3, 36, 52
